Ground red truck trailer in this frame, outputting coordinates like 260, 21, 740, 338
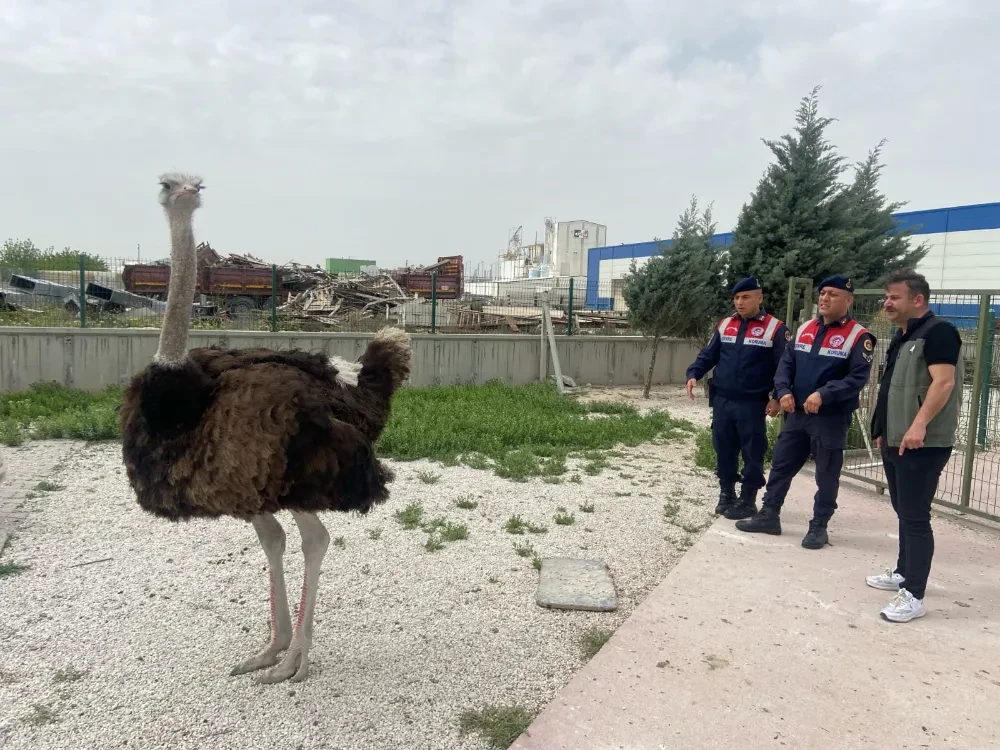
122, 264, 294, 315
395, 255, 463, 300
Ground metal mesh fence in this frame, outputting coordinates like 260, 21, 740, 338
839, 288, 1000, 521
0, 256, 638, 335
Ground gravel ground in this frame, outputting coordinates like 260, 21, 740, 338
0, 386, 717, 750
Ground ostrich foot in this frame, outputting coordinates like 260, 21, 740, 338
257, 641, 310, 684
229, 640, 290, 676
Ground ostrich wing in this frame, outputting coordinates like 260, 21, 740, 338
177, 360, 392, 520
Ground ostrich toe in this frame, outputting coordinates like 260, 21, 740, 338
230, 642, 288, 676
257, 643, 310, 684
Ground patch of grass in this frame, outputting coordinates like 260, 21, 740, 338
438, 521, 469, 542
377, 381, 693, 480
579, 501, 595, 513
366, 527, 383, 540
455, 495, 479, 510
416, 470, 441, 484
458, 705, 535, 749
333, 536, 346, 548
424, 535, 445, 552
52, 667, 86, 684
580, 627, 613, 660
531, 554, 542, 570
505, 515, 547, 535
512, 540, 535, 558
663, 500, 680, 519
25, 703, 58, 726
0, 560, 29, 578
554, 510, 575, 526
394, 502, 425, 530
34, 480, 63, 492
569, 474, 583, 484
0, 382, 123, 446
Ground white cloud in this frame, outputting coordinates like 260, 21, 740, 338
0, 0, 996, 272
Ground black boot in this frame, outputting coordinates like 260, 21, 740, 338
724, 486, 758, 520
801, 519, 829, 549
714, 483, 737, 515
734, 505, 781, 535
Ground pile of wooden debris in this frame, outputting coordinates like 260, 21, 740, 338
278, 273, 410, 325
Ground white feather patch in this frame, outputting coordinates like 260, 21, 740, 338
328, 355, 360, 387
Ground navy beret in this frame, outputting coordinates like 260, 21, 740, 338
731, 276, 763, 295
817, 275, 855, 293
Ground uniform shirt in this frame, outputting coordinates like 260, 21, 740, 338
774, 314, 876, 415
870, 311, 962, 440
686, 309, 790, 402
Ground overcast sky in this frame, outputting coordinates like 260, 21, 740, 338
1, 0, 996, 274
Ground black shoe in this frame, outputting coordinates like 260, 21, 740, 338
734, 505, 781, 535
714, 483, 737, 515
724, 487, 759, 520
801, 520, 829, 549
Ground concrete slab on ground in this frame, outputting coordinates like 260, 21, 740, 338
512, 474, 1000, 750
536, 557, 618, 612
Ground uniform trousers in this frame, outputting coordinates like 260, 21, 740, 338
760, 410, 852, 524
711, 395, 769, 490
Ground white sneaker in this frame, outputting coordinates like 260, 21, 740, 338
880, 588, 926, 623
866, 567, 904, 591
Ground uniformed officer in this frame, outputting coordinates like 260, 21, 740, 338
686, 276, 789, 519
735, 275, 877, 549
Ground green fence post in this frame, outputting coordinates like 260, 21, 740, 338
977, 310, 996, 449
270, 264, 278, 332
960, 294, 991, 507
430, 271, 437, 334
78, 253, 87, 328
567, 278, 575, 335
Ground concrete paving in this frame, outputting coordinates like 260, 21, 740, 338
511, 473, 1000, 750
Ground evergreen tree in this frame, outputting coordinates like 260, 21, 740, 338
841, 138, 929, 285
726, 86, 854, 314
727, 86, 928, 318
622, 196, 727, 397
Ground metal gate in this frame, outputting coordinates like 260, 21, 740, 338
784, 282, 1000, 522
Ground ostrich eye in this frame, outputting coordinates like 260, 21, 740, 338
160, 182, 172, 190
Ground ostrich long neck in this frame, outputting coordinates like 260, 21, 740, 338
154, 210, 197, 364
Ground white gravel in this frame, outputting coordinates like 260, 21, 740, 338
0, 386, 717, 750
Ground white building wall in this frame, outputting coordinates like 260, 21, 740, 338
557, 220, 607, 278
914, 229, 1000, 290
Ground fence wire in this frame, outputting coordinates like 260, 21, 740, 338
0, 256, 638, 335
838, 289, 1000, 521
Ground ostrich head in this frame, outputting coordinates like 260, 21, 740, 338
158, 173, 204, 212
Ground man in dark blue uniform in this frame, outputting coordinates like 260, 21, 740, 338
735, 275, 877, 549
686, 276, 789, 519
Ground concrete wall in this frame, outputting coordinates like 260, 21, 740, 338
0, 327, 701, 392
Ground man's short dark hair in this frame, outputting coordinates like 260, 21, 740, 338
885, 268, 931, 302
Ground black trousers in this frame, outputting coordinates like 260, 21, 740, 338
761, 410, 852, 524
711, 395, 769, 491
880, 445, 953, 600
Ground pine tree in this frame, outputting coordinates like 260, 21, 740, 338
726, 86, 854, 314
841, 138, 928, 285
621, 196, 728, 397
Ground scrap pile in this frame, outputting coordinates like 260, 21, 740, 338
278, 273, 411, 325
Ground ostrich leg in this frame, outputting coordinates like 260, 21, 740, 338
230, 513, 293, 675
258, 511, 330, 684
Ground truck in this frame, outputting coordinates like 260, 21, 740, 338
122, 264, 298, 315
394, 255, 463, 300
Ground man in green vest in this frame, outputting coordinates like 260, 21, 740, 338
865, 269, 963, 623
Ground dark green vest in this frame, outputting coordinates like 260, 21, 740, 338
885, 318, 963, 448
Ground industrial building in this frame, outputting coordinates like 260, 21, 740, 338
584, 201, 1000, 311
325, 257, 377, 275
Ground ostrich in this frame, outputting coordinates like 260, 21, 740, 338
119, 173, 411, 684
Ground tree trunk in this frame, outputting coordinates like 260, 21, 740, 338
643, 334, 660, 399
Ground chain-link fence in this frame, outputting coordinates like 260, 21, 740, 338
0, 255, 637, 335
781, 279, 1000, 522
